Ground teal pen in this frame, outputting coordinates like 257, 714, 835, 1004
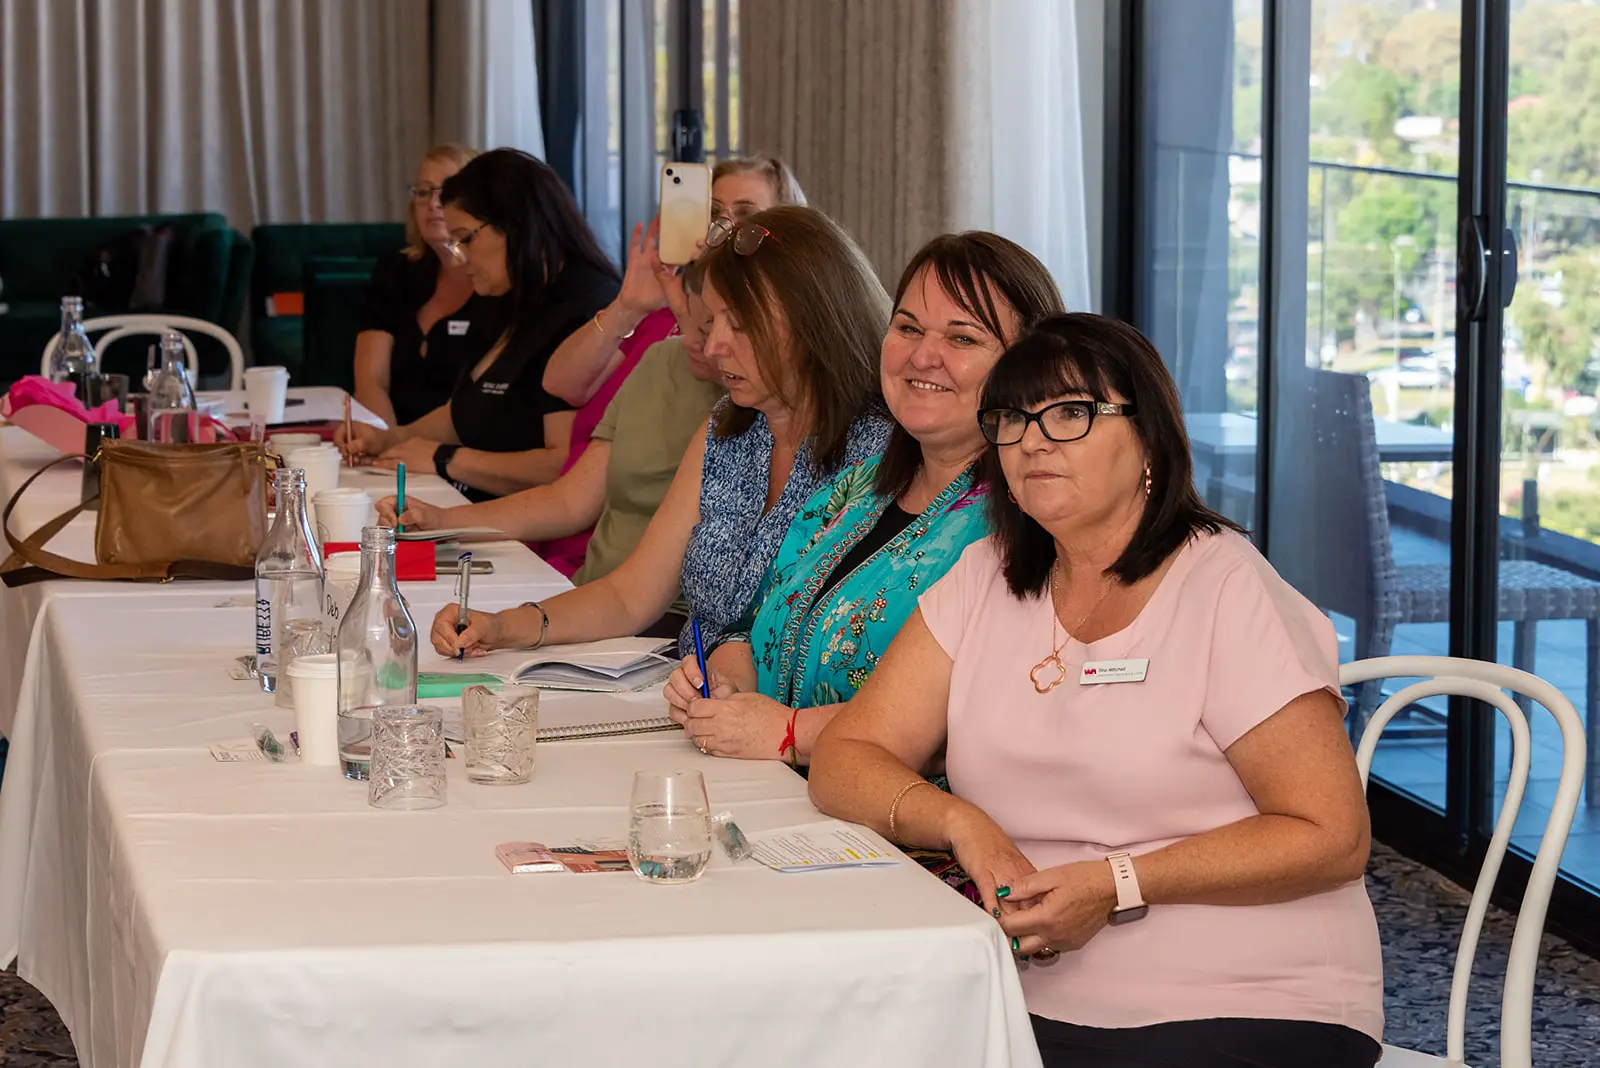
395, 462, 406, 535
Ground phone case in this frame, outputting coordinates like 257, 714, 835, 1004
658, 162, 711, 265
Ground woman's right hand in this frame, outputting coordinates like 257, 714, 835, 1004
943, 803, 1040, 921
335, 421, 392, 465
616, 217, 668, 317
662, 656, 738, 721
430, 605, 504, 659
376, 494, 445, 531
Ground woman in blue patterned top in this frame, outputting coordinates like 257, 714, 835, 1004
433, 206, 891, 660
662, 232, 1065, 763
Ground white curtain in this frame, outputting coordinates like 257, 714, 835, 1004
0, 0, 434, 227
431, 0, 546, 158
948, 0, 1094, 312
741, 0, 1093, 304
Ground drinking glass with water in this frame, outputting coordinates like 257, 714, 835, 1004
628, 770, 713, 884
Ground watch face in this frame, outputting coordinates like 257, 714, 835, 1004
1108, 904, 1149, 926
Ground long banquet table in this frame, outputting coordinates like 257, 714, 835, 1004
0, 389, 1042, 1068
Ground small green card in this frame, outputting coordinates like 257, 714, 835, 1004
417, 672, 503, 699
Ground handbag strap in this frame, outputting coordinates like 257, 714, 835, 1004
1, 455, 253, 587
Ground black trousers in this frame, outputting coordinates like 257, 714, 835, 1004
1031, 1015, 1382, 1068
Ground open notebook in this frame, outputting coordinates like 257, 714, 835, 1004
395, 527, 507, 542
422, 637, 678, 694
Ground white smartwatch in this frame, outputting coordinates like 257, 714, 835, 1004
1106, 851, 1148, 926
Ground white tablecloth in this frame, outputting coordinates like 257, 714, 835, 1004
0, 387, 570, 737
0, 593, 1041, 1068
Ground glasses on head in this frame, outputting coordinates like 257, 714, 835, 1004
408, 184, 444, 202
977, 400, 1138, 446
442, 222, 488, 264
705, 218, 773, 255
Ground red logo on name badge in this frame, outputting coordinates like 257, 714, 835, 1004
1083, 668, 1097, 676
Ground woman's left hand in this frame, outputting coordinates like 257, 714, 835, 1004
679, 691, 790, 760
997, 860, 1120, 957
374, 437, 441, 472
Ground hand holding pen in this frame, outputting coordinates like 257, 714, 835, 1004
453, 551, 472, 660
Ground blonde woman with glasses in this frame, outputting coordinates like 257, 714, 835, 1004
353, 143, 490, 428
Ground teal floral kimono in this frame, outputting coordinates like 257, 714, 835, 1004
732, 457, 989, 710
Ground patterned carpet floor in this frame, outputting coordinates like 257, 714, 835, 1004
2, 841, 1598, 1066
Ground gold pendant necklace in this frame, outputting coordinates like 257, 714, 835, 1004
1031, 565, 1112, 694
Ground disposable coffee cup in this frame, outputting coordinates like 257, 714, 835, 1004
287, 653, 340, 766
315, 488, 377, 546
286, 445, 342, 504
244, 365, 289, 425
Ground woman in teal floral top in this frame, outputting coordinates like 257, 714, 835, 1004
665, 231, 1065, 764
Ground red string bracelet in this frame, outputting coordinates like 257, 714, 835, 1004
778, 708, 799, 767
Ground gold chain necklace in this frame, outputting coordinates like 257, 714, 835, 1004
1030, 564, 1113, 694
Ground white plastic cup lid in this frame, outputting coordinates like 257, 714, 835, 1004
325, 552, 363, 577
286, 652, 339, 679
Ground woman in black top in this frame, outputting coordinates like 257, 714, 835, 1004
353, 143, 490, 428
339, 150, 621, 501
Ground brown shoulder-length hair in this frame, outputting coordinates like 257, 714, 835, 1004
876, 232, 1066, 499
979, 313, 1244, 598
403, 142, 479, 260
702, 205, 888, 474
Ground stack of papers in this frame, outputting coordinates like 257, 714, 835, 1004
747, 821, 902, 872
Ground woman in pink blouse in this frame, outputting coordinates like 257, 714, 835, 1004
809, 314, 1383, 1068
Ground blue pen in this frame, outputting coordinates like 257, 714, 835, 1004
395, 462, 406, 535
691, 619, 711, 698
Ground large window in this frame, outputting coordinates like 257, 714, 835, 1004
1129, 0, 1600, 946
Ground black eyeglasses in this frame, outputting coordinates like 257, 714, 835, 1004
408, 183, 444, 202
705, 218, 774, 255
977, 400, 1138, 446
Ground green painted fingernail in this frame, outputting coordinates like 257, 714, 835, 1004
1010, 936, 1020, 951
996, 886, 1011, 899
992, 906, 1001, 917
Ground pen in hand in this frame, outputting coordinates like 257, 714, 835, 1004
395, 462, 406, 535
454, 551, 472, 660
691, 619, 711, 699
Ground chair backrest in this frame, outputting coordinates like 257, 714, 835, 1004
41, 314, 244, 391
1275, 370, 1398, 627
1342, 655, 1586, 1068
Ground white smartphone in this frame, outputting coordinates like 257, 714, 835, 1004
658, 162, 711, 266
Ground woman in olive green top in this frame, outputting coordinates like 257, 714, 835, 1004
377, 281, 724, 585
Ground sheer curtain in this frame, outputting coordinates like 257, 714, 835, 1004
739, 0, 1092, 303
948, 0, 1093, 311
432, 0, 546, 159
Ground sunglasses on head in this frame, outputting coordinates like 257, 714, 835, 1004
705, 218, 774, 255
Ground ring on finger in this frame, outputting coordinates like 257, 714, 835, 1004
1032, 946, 1059, 962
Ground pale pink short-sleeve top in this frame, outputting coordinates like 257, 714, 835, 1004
918, 530, 1383, 1040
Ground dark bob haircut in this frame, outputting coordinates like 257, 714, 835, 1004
875, 231, 1066, 500
978, 313, 1243, 598
440, 148, 619, 351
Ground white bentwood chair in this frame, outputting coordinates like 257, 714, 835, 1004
41, 313, 245, 390
1343, 656, 1586, 1068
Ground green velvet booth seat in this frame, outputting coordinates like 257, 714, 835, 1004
249, 223, 405, 387
0, 213, 250, 390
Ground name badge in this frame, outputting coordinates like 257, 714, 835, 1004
1080, 659, 1149, 685
447, 320, 470, 336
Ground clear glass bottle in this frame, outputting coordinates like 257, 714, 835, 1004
254, 468, 325, 697
146, 331, 198, 443
49, 296, 98, 383
335, 526, 418, 780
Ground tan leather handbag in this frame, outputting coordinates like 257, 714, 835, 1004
2, 440, 274, 586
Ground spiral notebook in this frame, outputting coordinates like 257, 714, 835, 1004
423, 638, 677, 694
442, 696, 683, 744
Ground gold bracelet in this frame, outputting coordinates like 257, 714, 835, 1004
887, 779, 938, 843
593, 309, 637, 340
